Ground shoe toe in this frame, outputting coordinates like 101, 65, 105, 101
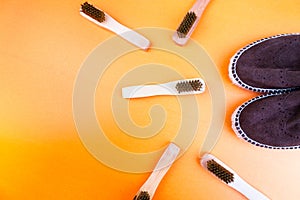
232, 91, 300, 149
230, 34, 300, 92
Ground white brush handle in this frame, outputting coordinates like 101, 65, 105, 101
122, 78, 205, 98
80, 12, 150, 50
122, 84, 176, 98
138, 143, 180, 199
230, 176, 270, 200
192, 0, 211, 16
173, 0, 210, 46
201, 154, 270, 200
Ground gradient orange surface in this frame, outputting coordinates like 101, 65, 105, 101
1, 0, 300, 199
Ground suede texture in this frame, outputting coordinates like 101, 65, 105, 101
239, 90, 300, 147
236, 35, 300, 89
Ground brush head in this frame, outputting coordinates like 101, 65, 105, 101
176, 12, 197, 38
133, 191, 150, 200
175, 79, 203, 94
81, 2, 105, 23
206, 159, 234, 184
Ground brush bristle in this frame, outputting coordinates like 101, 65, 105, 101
81, 2, 105, 23
133, 191, 150, 200
175, 79, 203, 93
176, 12, 197, 38
206, 159, 234, 184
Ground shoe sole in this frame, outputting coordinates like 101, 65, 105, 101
231, 93, 300, 150
228, 33, 300, 93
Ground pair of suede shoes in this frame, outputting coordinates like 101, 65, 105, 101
229, 33, 300, 149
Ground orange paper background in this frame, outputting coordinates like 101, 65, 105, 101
1, 0, 300, 199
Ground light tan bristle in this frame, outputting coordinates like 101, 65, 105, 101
175, 79, 203, 93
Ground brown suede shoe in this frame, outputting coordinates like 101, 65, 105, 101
229, 33, 300, 93
232, 90, 300, 149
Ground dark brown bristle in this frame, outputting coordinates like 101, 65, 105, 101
207, 159, 234, 184
175, 80, 203, 93
133, 191, 150, 200
176, 12, 197, 38
81, 2, 105, 23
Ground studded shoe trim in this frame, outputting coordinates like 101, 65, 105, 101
229, 33, 300, 94
231, 93, 300, 150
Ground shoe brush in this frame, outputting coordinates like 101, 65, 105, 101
122, 78, 205, 99
173, 0, 210, 46
201, 153, 270, 200
133, 143, 180, 200
80, 2, 150, 50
